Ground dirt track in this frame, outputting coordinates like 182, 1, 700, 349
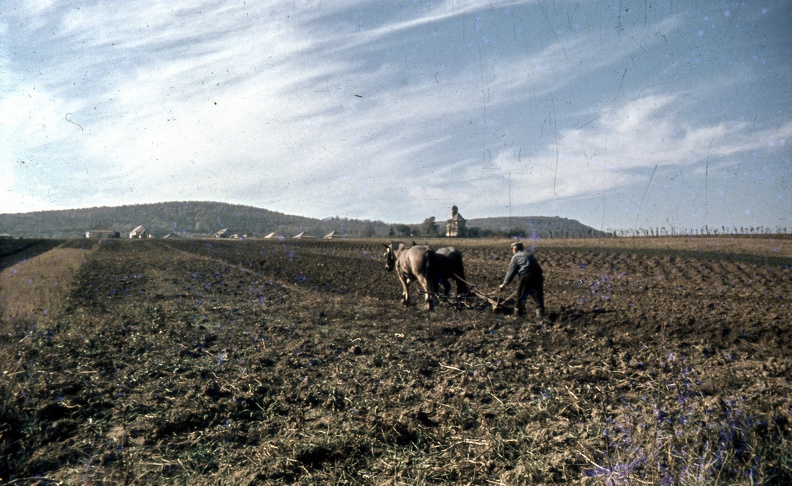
1, 237, 790, 484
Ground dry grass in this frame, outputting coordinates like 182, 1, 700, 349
535, 235, 791, 259
0, 247, 89, 326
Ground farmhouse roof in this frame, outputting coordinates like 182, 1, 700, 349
87, 224, 117, 239
129, 225, 150, 237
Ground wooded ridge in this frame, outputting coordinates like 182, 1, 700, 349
0, 201, 605, 239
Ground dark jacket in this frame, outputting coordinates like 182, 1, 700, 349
502, 250, 541, 287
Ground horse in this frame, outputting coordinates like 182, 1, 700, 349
409, 242, 469, 296
383, 242, 437, 309
433, 247, 470, 296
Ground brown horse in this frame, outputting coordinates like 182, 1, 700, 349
383, 242, 437, 309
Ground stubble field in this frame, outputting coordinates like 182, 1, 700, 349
1, 236, 790, 484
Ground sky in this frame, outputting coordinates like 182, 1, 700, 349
2, 0, 790, 232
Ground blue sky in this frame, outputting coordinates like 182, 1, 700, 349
2, 0, 790, 232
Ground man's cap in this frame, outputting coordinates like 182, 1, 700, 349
510, 241, 523, 249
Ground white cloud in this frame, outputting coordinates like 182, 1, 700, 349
2, 0, 789, 228
459, 92, 792, 217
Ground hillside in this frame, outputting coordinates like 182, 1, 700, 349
0, 202, 605, 239
0, 202, 391, 239
465, 216, 610, 238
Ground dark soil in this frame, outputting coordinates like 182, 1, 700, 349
2, 237, 790, 484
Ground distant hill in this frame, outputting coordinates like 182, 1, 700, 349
465, 216, 611, 239
0, 201, 607, 239
0, 202, 390, 239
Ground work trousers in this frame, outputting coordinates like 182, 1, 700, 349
516, 271, 544, 315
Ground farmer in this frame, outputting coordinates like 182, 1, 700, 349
499, 241, 545, 320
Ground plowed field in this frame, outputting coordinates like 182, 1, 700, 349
1, 237, 790, 484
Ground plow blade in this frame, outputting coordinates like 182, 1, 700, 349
469, 288, 502, 311
471, 289, 516, 312
451, 274, 515, 313
465, 287, 516, 313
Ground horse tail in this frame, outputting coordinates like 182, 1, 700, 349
424, 249, 436, 295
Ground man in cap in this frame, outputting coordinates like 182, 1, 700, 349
499, 241, 545, 320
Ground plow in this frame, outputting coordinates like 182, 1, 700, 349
444, 275, 517, 313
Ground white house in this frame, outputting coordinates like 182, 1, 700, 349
86, 224, 116, 239
130, 225, 151, 238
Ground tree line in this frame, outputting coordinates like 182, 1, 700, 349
388, 215, 611, 239
5, 202, 780, 240
609, 226, 790, 237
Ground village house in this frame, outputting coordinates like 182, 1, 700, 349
85, 224, 117, 239
129, 225, 152, 239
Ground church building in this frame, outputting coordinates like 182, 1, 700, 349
445, 205, 466, 237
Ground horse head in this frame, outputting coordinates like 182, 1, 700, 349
382, 242, 404, 272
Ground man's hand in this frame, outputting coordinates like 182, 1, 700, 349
498, 284, 505, 290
